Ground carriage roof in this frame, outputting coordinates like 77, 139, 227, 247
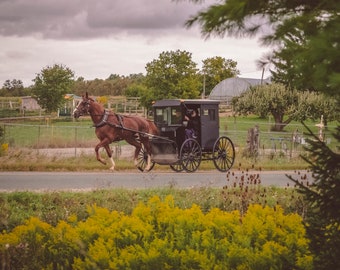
152, 99, 220, 108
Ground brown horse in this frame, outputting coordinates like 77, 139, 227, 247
73, 93, 158, 171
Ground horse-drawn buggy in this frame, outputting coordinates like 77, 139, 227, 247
137, 99, 235, 172
73, 93, 235, 173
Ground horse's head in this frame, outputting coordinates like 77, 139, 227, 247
73, 92, 92, 118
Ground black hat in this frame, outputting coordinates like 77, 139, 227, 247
187, 109, 193, 115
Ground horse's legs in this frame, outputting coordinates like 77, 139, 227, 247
95, 143, 106, 165
95, 138, 113, 168
125, 135, 142, 168
140, 136, 152, 171
103, 144, 115, 170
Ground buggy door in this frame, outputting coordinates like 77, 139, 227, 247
200, 104, 219, 151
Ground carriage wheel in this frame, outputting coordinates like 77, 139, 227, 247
213, 136, 235, 172
137, 145, 155, 172
169, 161, 184, 172
180, 138, 202, 173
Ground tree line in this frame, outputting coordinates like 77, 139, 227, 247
0, 52, 239, 111
1, 49, 337, 133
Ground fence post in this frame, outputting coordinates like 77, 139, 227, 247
37, 125, 41, 154
246, 125, 259, 157
74, 127, 77, 157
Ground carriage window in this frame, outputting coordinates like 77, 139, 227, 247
203, 109, 216, 121
170, 107, 181, 125
155, 108, 167, 123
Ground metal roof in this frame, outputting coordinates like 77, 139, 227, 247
152, 99, 220, 107
209, 77, 271, 101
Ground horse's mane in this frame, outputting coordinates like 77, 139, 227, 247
88, 97, 105, 111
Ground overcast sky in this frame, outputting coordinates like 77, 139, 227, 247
0, 0, 270, 87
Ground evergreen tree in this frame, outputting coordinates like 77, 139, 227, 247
186, 1, 340, 268
288, 125, 340, 269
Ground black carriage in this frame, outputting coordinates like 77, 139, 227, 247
137, 99, 235, 172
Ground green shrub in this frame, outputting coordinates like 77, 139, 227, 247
0, 196, 312, 269
0, 186, 308, 232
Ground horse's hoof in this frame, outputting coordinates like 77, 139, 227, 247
109, 166, 115, 171
98, 160, 106, 165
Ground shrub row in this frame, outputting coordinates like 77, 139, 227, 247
0, 196, 312, 269
0, 186, 307, 232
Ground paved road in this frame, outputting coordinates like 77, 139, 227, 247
0, 170, 312, 191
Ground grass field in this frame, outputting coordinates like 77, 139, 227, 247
0, 114, 337, 171
1, 115, 337, 147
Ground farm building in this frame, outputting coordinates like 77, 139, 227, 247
21, 96, 41, 111
209, 77, 271, 105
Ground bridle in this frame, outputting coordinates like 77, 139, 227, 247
73, 99, 91, 117
73, 96, 123, 129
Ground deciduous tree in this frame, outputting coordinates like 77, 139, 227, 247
144, 50, 201, 107
1, 79, 25, 96
32, 64, 74, 113
234, 83, 337, 131
201, 56, 239, 96
186, 0, 340, 97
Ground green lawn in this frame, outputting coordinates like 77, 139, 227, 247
1, 115, 337, 148
0, 115, 337, 171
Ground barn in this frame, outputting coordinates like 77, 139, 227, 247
209, 77, 271, 105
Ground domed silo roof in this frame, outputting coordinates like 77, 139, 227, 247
209, 77, 270, 104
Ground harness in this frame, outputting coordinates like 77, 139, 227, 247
93, 110, 124, 129
92, 108, 168, 142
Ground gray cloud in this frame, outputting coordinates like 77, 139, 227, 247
0, 0, 82, 36
0, 0, 269, 87
5, 50, 30, 59
0, 0, 207, 39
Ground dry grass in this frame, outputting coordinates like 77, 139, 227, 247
0, 147, 308, 172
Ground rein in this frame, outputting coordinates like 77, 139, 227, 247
88, 103, 168, 141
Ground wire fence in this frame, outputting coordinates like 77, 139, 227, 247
0, 119, 338, 159
220, 118, 338, 158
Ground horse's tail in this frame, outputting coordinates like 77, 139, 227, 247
147, 120, 159, 136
